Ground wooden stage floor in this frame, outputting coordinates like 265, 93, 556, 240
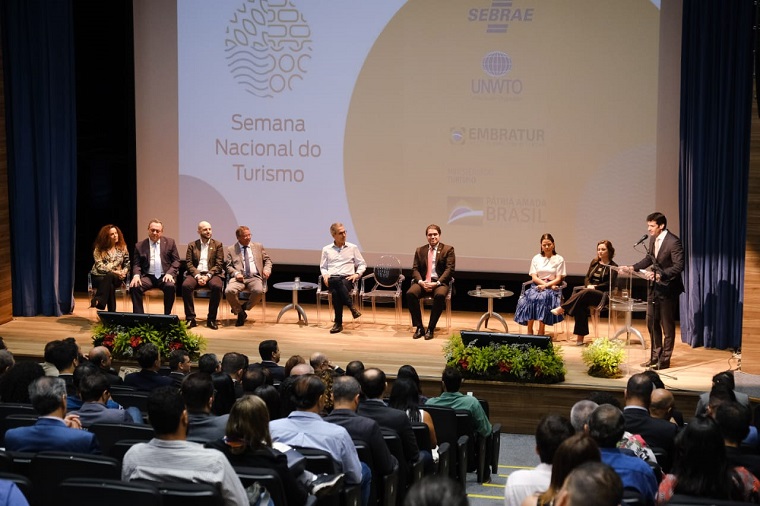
0, 294, 740, 432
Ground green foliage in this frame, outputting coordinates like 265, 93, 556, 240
443, 334, 565, 384
581, 337, 625, 378
92, 321, 206, 361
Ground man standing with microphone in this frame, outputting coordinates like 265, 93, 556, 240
621, 212, 684, 370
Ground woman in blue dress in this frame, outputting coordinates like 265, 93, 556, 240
514, 233, 566, 336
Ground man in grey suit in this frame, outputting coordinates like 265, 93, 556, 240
225, 225, 272, 326
623, 212, 684, 370
130, 219, 181, 314
181, 221, 224, 329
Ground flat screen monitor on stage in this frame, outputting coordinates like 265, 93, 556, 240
98, 311, 180, 328
460, 331, 551, 350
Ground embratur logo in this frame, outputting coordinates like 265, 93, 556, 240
225, 0, 313, 98
467, 1, 535, 34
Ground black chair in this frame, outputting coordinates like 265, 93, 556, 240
666, 494, 749, 506
108, 439, 148, 462
0, 403, 36, 445
57, 477, 162, 506
0, 471, 32, 503
292, 446, 358, 506
110, 391, 149, 412
454, 410, 489, 483
234, 465, 312, 506
88, 422, 155, 455
650, 447, 671, 475
4, 451, 35, 478
109, 384, 138, 393
3, 414, 38, 432
154, 481, 224, 506
422, 405, 468, 487
0, 451, 12, 472
30, 451, 121, 506
410, 422, 450, 477
353, 439, 398, 506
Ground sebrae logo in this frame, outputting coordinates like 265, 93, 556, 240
225, 0, 313, 98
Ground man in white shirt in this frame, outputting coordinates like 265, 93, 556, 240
320, 222, 365, 334
505, 414, 575, 506
181, 221, 224, 330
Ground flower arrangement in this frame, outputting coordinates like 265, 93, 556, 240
581, 337, 626, 378
91, 321, 206, 361
443, 334, 566, 384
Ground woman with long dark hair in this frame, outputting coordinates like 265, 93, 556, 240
514, 233, 566, 336
388, 377, 437, 448
551, 240, 617, 346
90, 224, 130, 311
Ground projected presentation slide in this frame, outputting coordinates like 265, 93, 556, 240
172, 0, 665, 274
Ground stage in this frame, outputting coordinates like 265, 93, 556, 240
0, 294, 740, 433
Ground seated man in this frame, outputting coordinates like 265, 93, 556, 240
319, 222, 365, 334
88, 345, 122, 385
426, 366, 492, 437
224, 225, 272, 327
69, 370, 138, 427
181, 372, 229, 444
123, 343, 174, 391
258, 339, 286, 382
555, 462, 623, 506
4, 376, 101, 454
129, 219, 180, 315
182, 221, 225, 330
122, 386, 248, 505
221, 352, 247, 398
168, 349, 191, 388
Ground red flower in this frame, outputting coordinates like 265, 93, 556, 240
458, 358, 469, 370
169, 341, 183, 351
498, 361, 512, 373
130, 336, 143, 348
102, 335, 115, 348
533, 365, 543, 377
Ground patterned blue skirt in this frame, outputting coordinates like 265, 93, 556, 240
514, 284, 564, 325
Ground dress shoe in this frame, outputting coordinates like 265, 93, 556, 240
330, 323, 343, 334
206, 320, 218, 330
412, 327, 426, 339
651, 362, 669, 370
640, 359, 655, 368
235, 310, 248, 327
350, 307, 362, 319
187, 319, 197, 329
424, 329, 435, 340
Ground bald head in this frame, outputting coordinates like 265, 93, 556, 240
310, 352, 330, 373
197, 221, 212, 241
88, 346, 112, 370
649, 388, 674, 420
290, 363, 315, 376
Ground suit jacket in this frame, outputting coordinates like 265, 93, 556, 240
225, 242, 272, 279
411, 243, 455, 286
324, 408, 398, 476
260, 360, 286, 382
4, 417, 101, 454
132, 237, 181, 278
623, 406, 678, 456
123, 369, 174, 391
632, 231, 684, 298
357, 399, 419, 464
70, 401, 135, 427
185, 238, 225, 278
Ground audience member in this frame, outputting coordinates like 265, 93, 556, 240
88, 346, 122, 385
221, 352, 247, 398
168, 349, 191, 388
642, 370, 684, 426
569, 400, 598, 432
0, 361, 44, 403
69, 371, 137, 426
649, 388, 676, 423
586, 404, 658, 503
4, 376, 100, 454
199, 353, 235, 415
388, 377, 438, 449
521, 433, 601, 506
622, 373, 677, 456
0, 350, 14, 377
695, 370, 749, 416
123, 343, 173, 391
284, 354, 306, 376
656, 415, 760, 505
714, 401, 760, 478
253, 384, 281, 420
181, 372, 229, 444
554, 462, 623, 506
41, 339, 61, 376
121, 386, 248, 505
404, 475, 468, 506
258, 340, 285, 382
426, 366, 492, 437
46, 339, 79, 396
290, 363, 315, 376
68, 362, 122, 412
345, 360, 365, 379
397, 364, 429, 404
505, 414, 575, 506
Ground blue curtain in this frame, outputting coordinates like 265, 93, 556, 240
679, 0, 754, 349
1, 0, 77, 316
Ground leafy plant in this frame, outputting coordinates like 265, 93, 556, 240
581, 337, 625, 378
443, 334, 565, 384
91, 321, 206, 361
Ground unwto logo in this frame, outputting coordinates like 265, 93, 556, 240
225, 0, 313, 98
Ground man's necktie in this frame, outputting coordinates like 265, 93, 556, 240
654, 237, 662, 258
154, 242, 162, 278
243, 246, 251, 278
425, 247, 434, 282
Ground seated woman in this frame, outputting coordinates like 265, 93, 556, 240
90, 224, 130, 311
389, 377, 437, 474
514, 233, 566, 336
551, 240, 617, 346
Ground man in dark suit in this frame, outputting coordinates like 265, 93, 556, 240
4, 376, 101, 454
88, 346, 122, 385
130, 219, 181, 314
168, 349, 191, 388
406, 224, 456, 340
622, 373, 677, 457
624, 212, 684, 370
258, 339, 286, 382
224, 225, 272, 327
181, 220, 224, 329
356, 368, 424, 474
124, 343, 174, 391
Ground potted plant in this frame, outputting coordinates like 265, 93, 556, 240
91, 321, 206, 361
581, 337, 626, 378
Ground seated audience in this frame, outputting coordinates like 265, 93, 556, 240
0, 350, 14, 377
388, 377, 438, 449
88, 346, 122, 385
0, 361, 44, 403
505, 415, 575, 506
123, 343, 173, 391
40, 339, 61, 376
253, 384, 281, 421
121, 386, 248, 505
656, 415, 760, 505
426, 366, 491, 437
521, 433, 601, 506
46, 339, 79, 396
649, 388, 677, 424
258, 340, 285, 382
284, 354, 306, 376
397, 364, 429, 404
714, 401, 760, 478
4, 376, 100, 454
345, 360, 365, 379
69, 370, 138, 426
404, 475, 468, 506
242, 365, 269, 394
622, 373, 677, 456
221, 352, 247, 399
168, 349, 191, 388
554, 462, 623, 506
181, 372, 229, 444
695, 370, 750, 416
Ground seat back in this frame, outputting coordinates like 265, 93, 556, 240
30, 451, 121, 506
88, 422, 155, 455
291, 446, 338, 475
411, 423, 432, 452
424, 405, 468, 484
110, 391, 149, 412
234, 465, 288, 506
3, 414, 38, 432
109, 439, 148, 462
57, 477, 162, 506
154, 481, 224, 506
373, 256, 403, 289
0, 403, 36, 445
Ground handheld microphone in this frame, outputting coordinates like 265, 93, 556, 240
633, 234, 648, 247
